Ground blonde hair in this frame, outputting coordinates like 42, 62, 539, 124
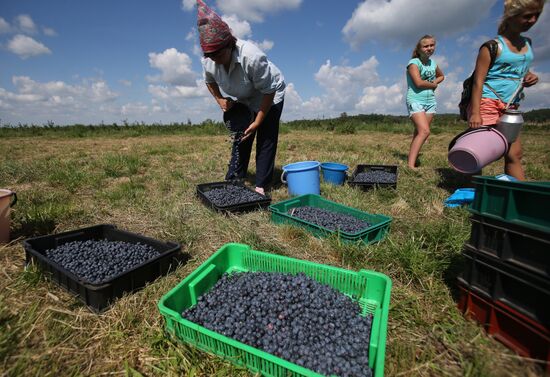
411, 35, 435, 59
498, 0, 545, 34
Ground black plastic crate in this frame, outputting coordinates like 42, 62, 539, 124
23, 224, 185, 313
196, 181, 271, 213
348, 165, 398, 190
458, 245, 550, 328
469, 214, 550, 279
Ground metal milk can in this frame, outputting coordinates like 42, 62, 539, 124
496, 109, 524, 143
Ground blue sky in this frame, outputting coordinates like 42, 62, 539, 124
1, 0, 549, 125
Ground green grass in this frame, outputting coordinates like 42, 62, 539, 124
1, 123, 548, 376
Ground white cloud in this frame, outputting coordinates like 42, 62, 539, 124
7, 34, 51, 59
185, 29, 196, 41
121, 102, 149, 116
253, 39, 274, 52
355, 84, 404, 113
43, 27, 57, 37
15, 14, 37, 34
119, 79, 132, 87
343, 0, 497, 49
314, 57, 380, 111
148, 79, 209, 99
520, 71, 550, 110
215, 0, 302, 22
0, 76, 121, 125
0, 17, 11, 34
147, 48, 197, 86
222, 14, 252, 39
181, 0, 195, 11
529, 7, 550, 61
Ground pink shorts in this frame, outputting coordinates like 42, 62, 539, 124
468, 98, 518, 126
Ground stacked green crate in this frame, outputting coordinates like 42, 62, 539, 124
458, 176, 550, 369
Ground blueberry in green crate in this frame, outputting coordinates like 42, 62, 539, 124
183, 271, 374, 377
158, 243, 392, 377
269, 194, 392, 244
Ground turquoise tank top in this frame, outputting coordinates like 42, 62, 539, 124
406, 58, 437, 104
483, 36, 533, 104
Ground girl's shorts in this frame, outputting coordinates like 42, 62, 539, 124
467, 98, 518, 126
407, 101, 436, 117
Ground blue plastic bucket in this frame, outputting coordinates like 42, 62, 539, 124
320, 162, 348, 185
281, 161, 320, 196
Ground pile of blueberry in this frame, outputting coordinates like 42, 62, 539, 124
226, 130, 244, 179
224, 102, 251, 180
353, 170, 397, 184
203, 185, 265, 207
289, 206, 371, 233
182, 272, 373, 377
44, 239, 160, 284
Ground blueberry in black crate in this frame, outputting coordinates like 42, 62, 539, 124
196, 181, 271, 213
349, 164, 398, 190
23, 224, 186, 313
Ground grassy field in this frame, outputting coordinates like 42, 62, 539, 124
1, 120, 549, 377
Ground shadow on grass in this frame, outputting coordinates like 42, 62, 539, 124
436, 167, 476, 194
391, 150, 409, 162
12, 219, 57, 239
442, 247, 467, 302
240, 166, 285, 192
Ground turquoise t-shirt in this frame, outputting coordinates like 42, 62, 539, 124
483, 36, 533, 104
406, 58, 437, 104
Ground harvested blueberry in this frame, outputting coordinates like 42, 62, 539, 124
44, 239, 160, 284
182, 272, 373, 377
203, 185, 265, 207
353, 170, 396, 184
289, 206, 371, 233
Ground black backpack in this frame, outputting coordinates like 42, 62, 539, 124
458, 40, 499, 121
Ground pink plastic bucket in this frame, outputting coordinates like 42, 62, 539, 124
448, 127, 509, 174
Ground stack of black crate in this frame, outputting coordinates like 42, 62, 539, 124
456, 176, 550, 372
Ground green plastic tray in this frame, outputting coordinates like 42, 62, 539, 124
469, 176, 550, 233
269, 194, 392, 244
158, 243, 392, 377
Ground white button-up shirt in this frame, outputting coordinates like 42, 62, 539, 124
203, 39, 285, 112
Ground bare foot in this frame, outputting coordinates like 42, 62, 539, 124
255, 187, 265, 195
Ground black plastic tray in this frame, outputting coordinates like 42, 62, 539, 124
468, 214, 550, 279
348, 164, 398, 190
196, 181, 271, 213
23, 224, 185, 313
458, 244, 550, 328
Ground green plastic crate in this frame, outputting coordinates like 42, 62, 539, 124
269, 194, 392, 244
469, 176, 550, 233
158, 243, 392, 377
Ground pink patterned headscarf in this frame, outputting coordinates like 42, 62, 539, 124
197, 0, 233, 53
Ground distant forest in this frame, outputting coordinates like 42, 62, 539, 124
285, 108, 550, 128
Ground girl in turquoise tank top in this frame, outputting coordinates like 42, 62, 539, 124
405, 35, 445, 169
468, 0, 545, 180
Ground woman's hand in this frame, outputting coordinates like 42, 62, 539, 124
241, 121, 260, 141
216, 97, 234, 112
468, 113, 483, 129
523, 72, 538, 87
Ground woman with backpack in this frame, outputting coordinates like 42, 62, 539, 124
467, 0, 545, 180
405, 35, 445, 169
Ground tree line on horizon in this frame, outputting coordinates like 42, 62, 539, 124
1, 108, 549, 132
